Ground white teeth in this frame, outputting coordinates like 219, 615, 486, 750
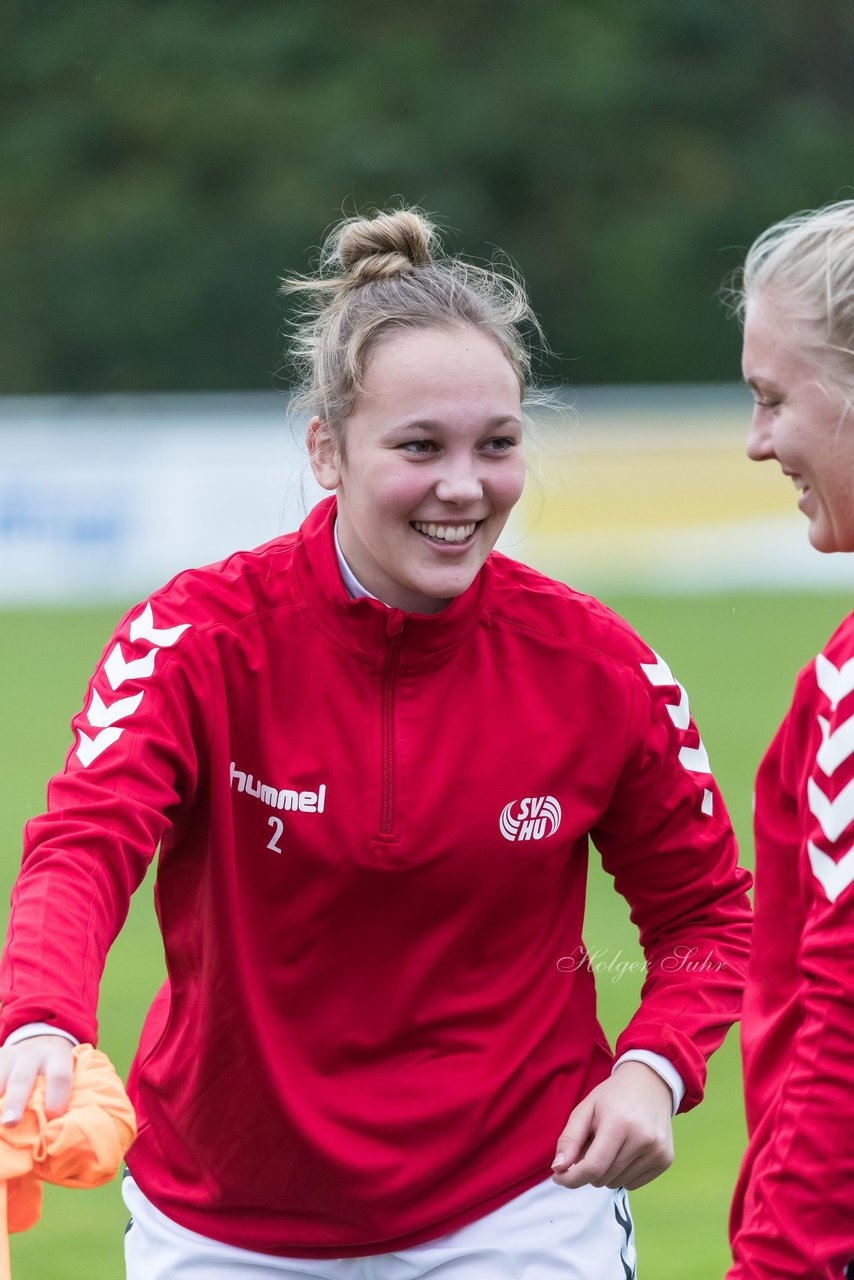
413, 521, 477, 543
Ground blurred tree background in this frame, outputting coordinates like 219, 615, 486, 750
2, 0, 853, 393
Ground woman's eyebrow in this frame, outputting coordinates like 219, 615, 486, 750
386, 414, 524, 434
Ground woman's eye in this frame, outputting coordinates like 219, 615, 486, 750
749, 388, 782, 410
400, 440, 437, 455
484, 436, 517, 452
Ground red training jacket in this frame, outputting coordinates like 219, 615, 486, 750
1, 497, 751, 1257
729, 611, 854, 1279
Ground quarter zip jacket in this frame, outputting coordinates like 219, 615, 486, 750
728, 611, 854, 1279
0, 497, 751, 1258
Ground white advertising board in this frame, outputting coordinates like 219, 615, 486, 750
0, 393, 325, 603
1, 388, 850, 603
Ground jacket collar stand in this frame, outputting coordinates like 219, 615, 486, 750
293, 497, 489, 664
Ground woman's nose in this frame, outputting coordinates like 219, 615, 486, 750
746, 407, 775, 462
434, 462, 484, 504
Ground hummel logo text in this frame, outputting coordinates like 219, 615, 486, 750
230, 762, 327, 814
500, 796, 561, 842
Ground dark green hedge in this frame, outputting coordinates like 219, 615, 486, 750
3, 0, 853, 391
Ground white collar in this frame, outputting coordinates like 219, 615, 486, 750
333, 519, 381, 603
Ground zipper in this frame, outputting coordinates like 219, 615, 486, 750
379, 611, 404, 836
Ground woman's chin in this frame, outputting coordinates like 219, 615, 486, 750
807, 522, 849, 555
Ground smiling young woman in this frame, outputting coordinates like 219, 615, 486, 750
727, 200, 854, 1280
0, 206, 751, 1279
307, 324, 526, 613
743, 288, 854, 554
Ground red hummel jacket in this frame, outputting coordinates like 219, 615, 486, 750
728, 612, 854, 1279
0, 497, 751, 1257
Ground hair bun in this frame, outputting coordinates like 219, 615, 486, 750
335, 210, 435, 284
281, 200, 539, 432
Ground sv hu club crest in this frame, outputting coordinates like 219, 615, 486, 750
500, 796, 562, 842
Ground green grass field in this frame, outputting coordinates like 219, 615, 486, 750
1, 590, 850, 1278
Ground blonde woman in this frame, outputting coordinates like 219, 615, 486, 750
729, 200, 854, 1279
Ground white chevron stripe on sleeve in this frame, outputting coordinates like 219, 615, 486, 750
679, 741, 711, 774
86, 687, 144, 728
664, 683, 690, 731
808, 775, 854, 844
807, 840, 854, 903
103, 642, 157, 691
75, 727, 124, 767
640, 652, 690, 729
816, 714, 854, 777
816, 653, 854, 710
640, 652, 675, 687
129, 603, 190, 649
640, 650, 712, 810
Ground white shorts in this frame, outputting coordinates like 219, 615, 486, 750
123, 1173, 637, 1279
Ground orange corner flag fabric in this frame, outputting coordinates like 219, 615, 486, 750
0, 1043, 136, 1275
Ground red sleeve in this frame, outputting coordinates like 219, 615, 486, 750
0, 598, 204, 1046
728, 647, 854, 1279
592, 647, 753, 1113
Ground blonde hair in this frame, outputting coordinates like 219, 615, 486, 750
733, 199, 854, 409
281, 207, 542, 450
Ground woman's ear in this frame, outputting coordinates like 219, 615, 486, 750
307, 416, 342, 491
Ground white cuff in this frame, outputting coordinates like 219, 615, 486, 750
4, 1022, 80, 1048
612, 1049, 685, 1115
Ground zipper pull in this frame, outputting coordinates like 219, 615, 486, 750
386, 610, 405, 638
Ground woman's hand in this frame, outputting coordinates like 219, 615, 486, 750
0, 1034, 75, 1125
551, 1060, 674, 1191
